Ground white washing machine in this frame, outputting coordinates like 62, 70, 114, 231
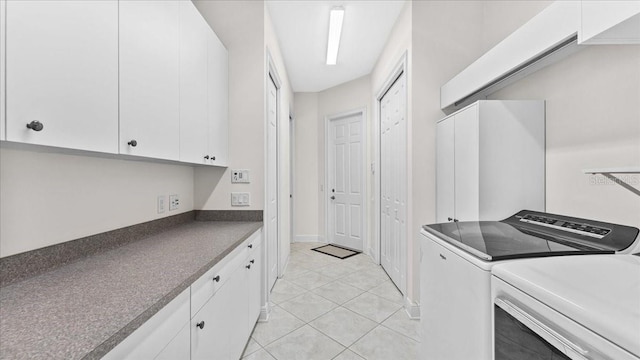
419, 210, 640, 360
492, 254, 640, 360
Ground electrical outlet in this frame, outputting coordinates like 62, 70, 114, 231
157, 195, 165, 214
231, 192, 250, 206
169, 194, 179, 211
231, 169, 250, 183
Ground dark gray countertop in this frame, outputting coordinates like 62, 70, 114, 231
0, 221, 263, 360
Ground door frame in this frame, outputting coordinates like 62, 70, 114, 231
374, 52, 409, 295
324, 108, 367, 251
264, 51, 281, 304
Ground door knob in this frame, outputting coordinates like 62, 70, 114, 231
26, 120, 44, 131
330, 196, 335, 200
128, 140, 137, 147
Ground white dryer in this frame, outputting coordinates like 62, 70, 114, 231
492, 254, 640, 360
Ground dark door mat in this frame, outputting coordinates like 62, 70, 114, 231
311, 244, 361, 259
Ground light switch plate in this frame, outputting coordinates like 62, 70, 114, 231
231, 169, 250, 183
157, 195, 165, 214
231, 192, 250, 206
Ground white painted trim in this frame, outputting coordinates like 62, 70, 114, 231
289, 114, 295, 249
324, 108, 368, 252
374, 51, 409, 294
294, 235, 325, 243
404, 296, 420, 320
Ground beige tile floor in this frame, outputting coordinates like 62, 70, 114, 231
242, 242, 420, 360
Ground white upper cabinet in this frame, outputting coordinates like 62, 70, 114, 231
436, 101, 546, 223
580, 1, 640, 44
206, 27, 229, 167
4, 0, 118, 153
119, 0, 180, 161
179, 2, 209, 165
1, 0, 6, 141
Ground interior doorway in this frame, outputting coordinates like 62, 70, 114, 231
325, 109, 366, 252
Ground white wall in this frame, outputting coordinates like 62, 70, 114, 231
0, 147, 194, 257
292, 93, 319, 241
489, 45, 640, 227
193, 0, 265, 211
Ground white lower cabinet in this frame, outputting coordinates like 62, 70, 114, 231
105, 228, 263, 360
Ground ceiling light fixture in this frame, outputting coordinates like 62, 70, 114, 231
326, 7, 345, 65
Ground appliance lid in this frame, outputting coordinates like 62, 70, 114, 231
492, 255, 640, 358
423, 221, 614, 261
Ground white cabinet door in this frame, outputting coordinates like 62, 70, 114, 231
103, 288, 190, 360
453, 104, 479, 222
119, 0, 180, 160
1, 0, 6, 141
436, 118, 455, 223
5, 0, 118, 153
155, 321, 190, 360
206, 29, 229, 166
192, 262, 249, 360
179, 2, 209, 165
247, 242, 262, 333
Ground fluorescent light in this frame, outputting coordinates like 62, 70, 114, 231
326, 7, 344, 65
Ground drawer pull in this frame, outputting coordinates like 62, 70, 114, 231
250, 259, 255, 264
248, 244, 253, 249
196, 321, 205, 329
246, 264, 251, 269
212, 275, 220, 282
26, 120, 44, 131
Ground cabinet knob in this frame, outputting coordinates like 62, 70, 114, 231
196, 321, 205, 329
212, 275, 220, 282
204, 155, 210, 160
26, 120, 44, 131
454, 219, 459, 222
246, 264, 251, 269
331, 196, 336, 200
211, 156, 216, 161
127, 140, 137, 147
250, 259, 255, 264
447, 217, 453, 222
248, 244, 253, 249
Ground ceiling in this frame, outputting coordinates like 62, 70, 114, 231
266, 1, 406, 93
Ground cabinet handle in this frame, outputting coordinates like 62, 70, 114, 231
211, 156, 216, 161
454, 219, 459, 222
196, 321, 205, 329
248, 244, 253, 249
246, 264, 251, 269
439, 254, 447, 260
26, 120, 44, 131
212, 275, 220, 282
447, 217, 453, 222
127, 140, 137, 147
204, 155, 210, 160
250, 259, 255, 264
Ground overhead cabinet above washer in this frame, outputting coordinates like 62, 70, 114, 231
436, 100, 546, 223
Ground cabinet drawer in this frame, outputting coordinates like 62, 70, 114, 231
190, 247, 246, 316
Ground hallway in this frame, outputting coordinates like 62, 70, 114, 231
242, 242, 420, 360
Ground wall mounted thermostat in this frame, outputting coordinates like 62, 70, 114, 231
231, 169, 250, 183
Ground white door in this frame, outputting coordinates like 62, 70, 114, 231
5, 0, 118, 153
453, 104, 480, 222
266, 75, 278, 291
436, 118, 455, 223
328, 112, 365, 251
380, 73, 406, 294
119, 0, 180, 160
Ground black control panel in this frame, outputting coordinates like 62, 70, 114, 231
503, 210, 639, 252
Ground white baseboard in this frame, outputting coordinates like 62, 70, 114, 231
293, 235, 325, 243
404, 297, 420, 320
259, 303, 271, 322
